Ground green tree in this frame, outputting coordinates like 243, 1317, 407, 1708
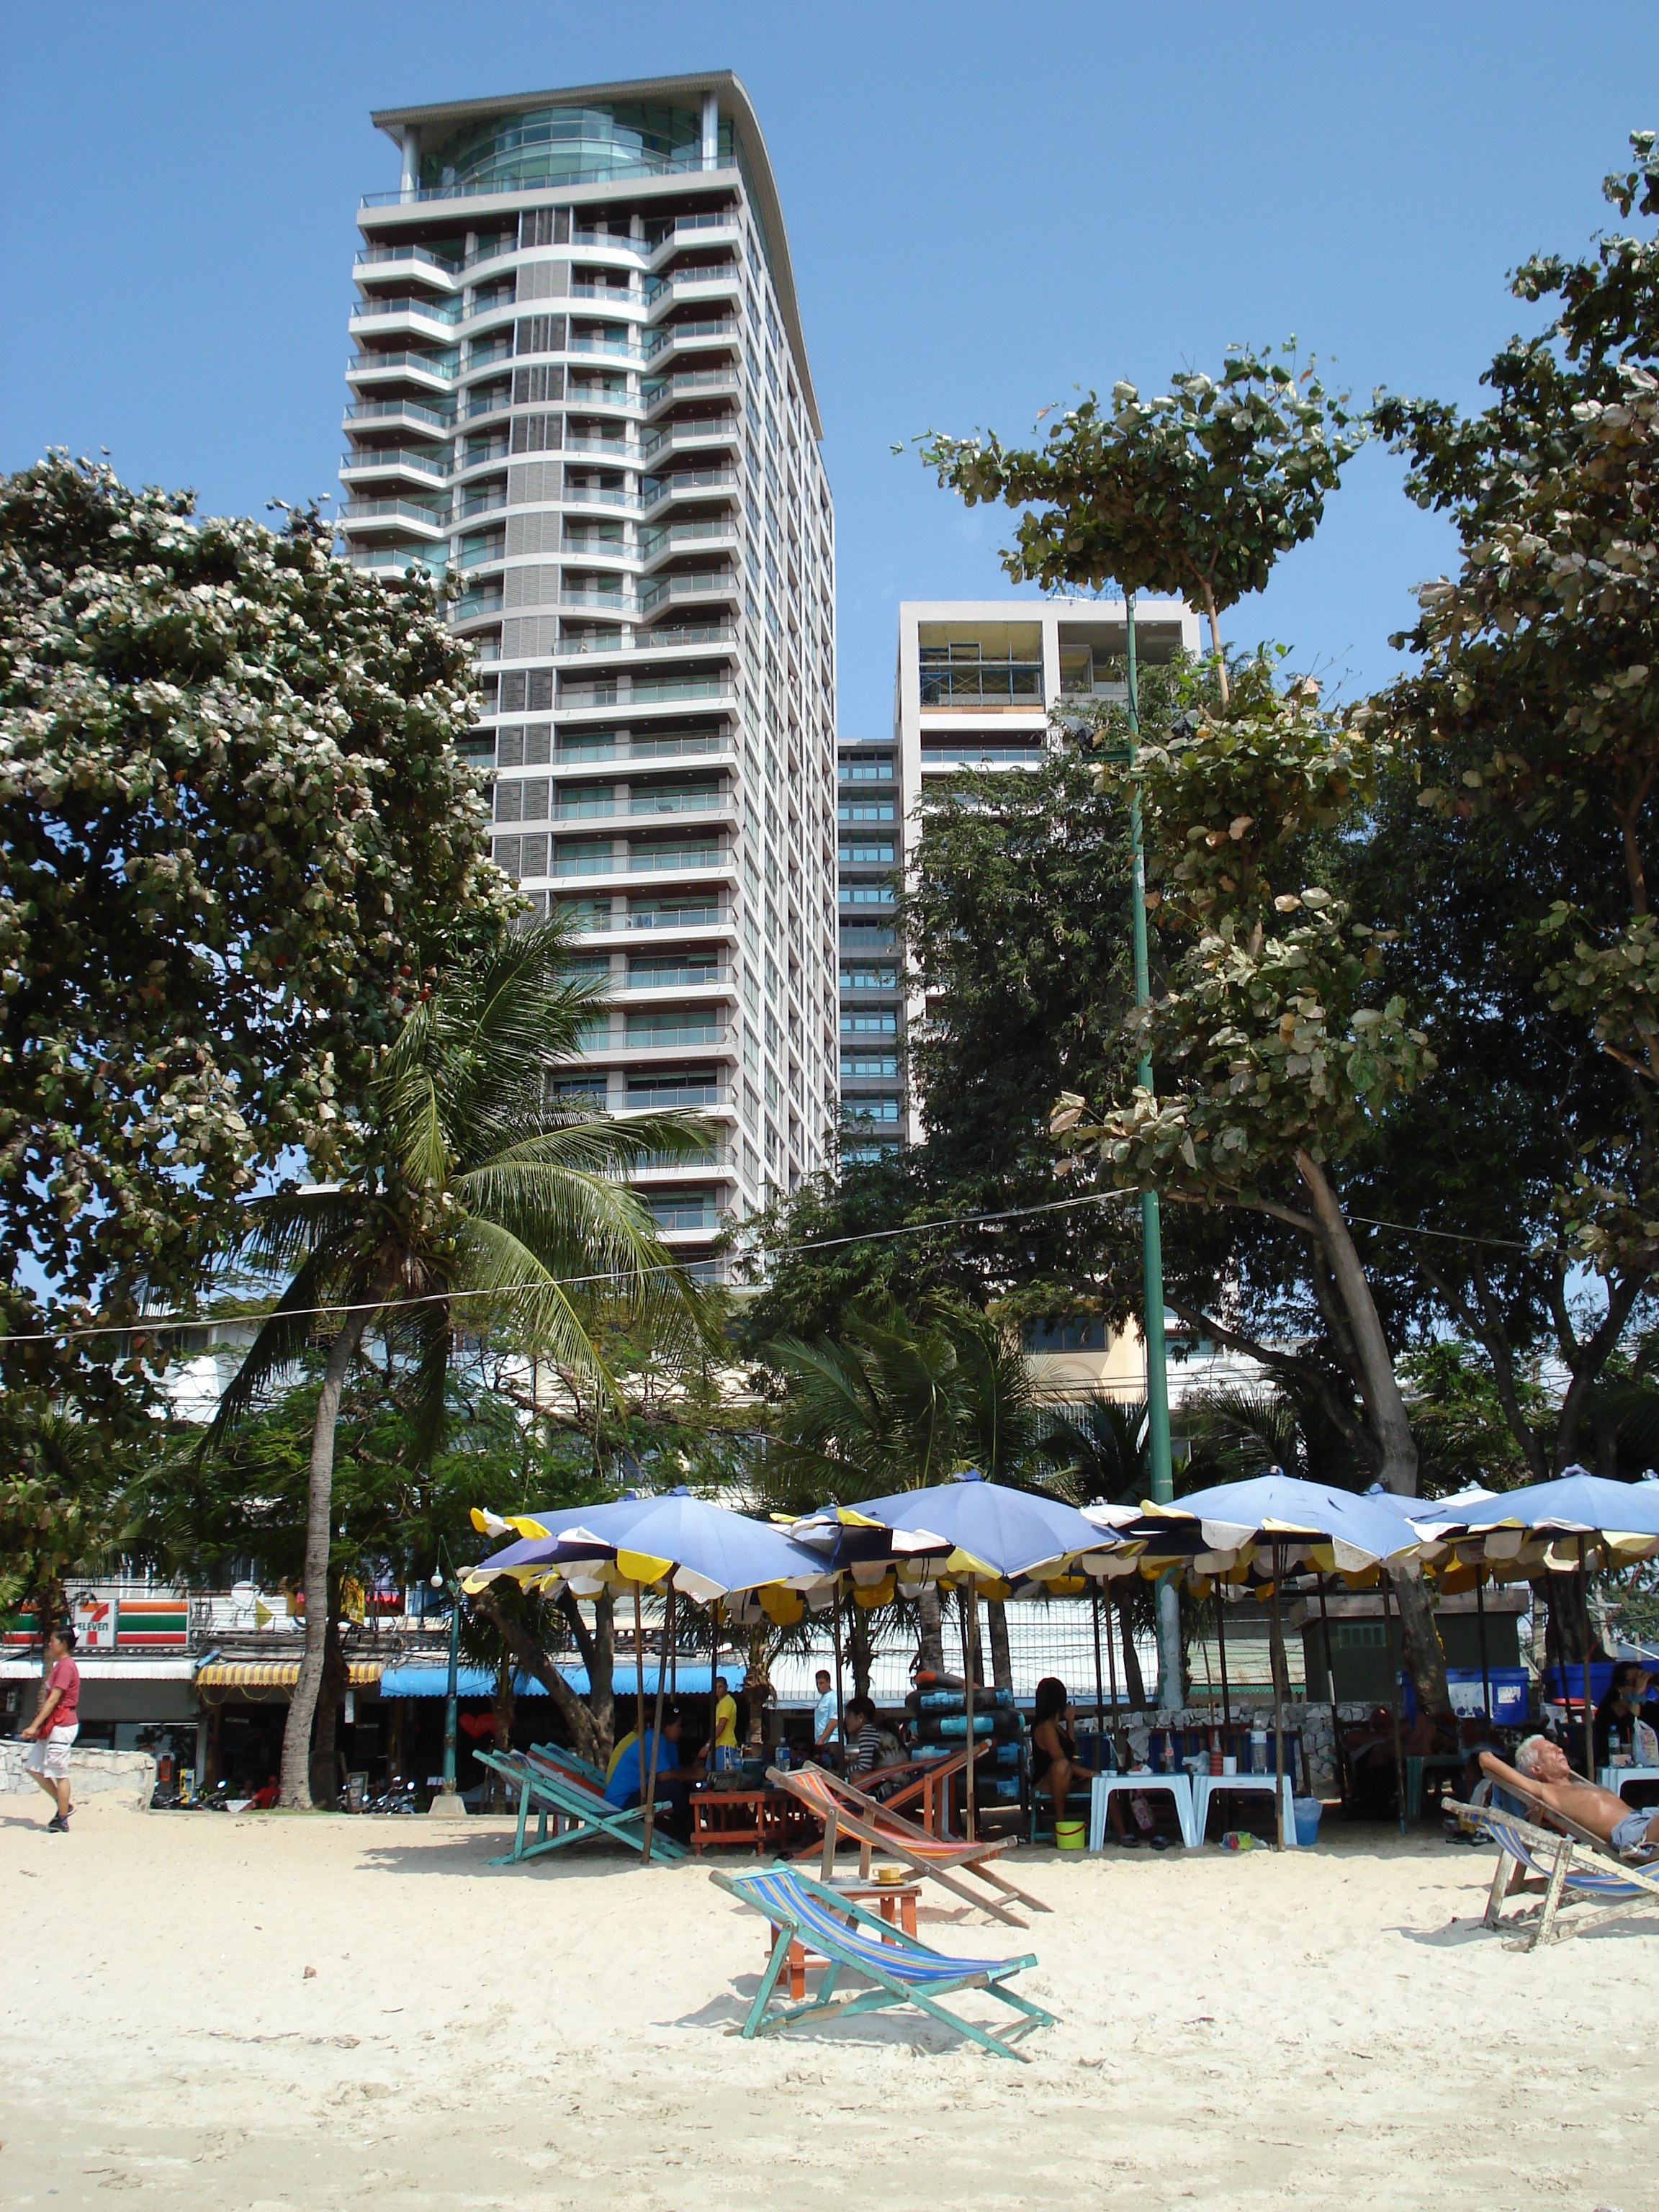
0, 457, 514, 1480
1367, 133, 1659, 1477
916, 345, 1363, 701
210, 921, 711, 1806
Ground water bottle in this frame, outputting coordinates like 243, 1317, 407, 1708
776, 1739, 790, 1772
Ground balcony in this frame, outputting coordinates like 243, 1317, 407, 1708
638, 517, 739, 574
623, 1079, 732, 1109
624, 1020, 729, 1051
635, 570, 739, 619
570, 331, 643, 363
559, 588, 639, 617
626, 899, 729, 932
565, 434, 644, 465
626, 962, 731, 990
465, 334, 515, 372
359, 152, 739, 210
557, 732, 733, 772
454, 435, 511, 475
347, 349, 457, 391
346, 545, 446, 577
338, 446, 449, 485
456, 485, 507, 522
644, 368, 739, 422
354, 242, 462, 285
918, 662, 1045, 709
560, 675, 734, 716
338, 497, 451, 539
458, 389, 512, 425
562, 483, 642, 516
350, 294, 462, 334
642, 467, 739, 511
572, 227, 651, 258
450, 584, 504, 622
343, 396, 454, 435
642, 316, 740, 365
627, 841, 727, 875
638, 415, 739, 464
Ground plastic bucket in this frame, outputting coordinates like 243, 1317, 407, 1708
1292, 1797, 1323, 1848
1055, 1819, 1086, 1853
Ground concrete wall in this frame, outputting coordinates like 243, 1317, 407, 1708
0, 1742, 155, 1809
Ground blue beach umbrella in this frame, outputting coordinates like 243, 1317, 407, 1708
1102, 1471, 1425, 1575
849, 1469, 1113, 1586
464, 1488, 831, 1604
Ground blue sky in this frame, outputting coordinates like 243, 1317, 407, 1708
4, 2, 1656, 736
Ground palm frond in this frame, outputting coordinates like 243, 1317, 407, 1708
204, 1239, 360, 1450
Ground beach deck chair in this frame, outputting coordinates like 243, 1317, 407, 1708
770, 1762, 1049, 1929
1457, 1796, 1659, 1949
477, 1748, 688, 1865
711, 1864, 1054, 2062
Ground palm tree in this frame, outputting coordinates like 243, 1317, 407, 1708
209, 920, 712, 1807
762, 1300, 1053, 1684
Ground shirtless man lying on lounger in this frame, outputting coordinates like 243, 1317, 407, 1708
1480, 1737, 1659, 1856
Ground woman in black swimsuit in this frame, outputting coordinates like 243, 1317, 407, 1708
1030, 1676, 1090, 1831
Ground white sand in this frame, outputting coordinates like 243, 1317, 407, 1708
3, 1791, 1653, 2211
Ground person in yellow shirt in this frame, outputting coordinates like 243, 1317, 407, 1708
711, 1673, 738, 1768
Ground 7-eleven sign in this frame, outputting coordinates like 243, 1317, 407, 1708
73, 1593, 117, 1650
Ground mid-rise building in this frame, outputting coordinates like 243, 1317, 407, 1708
338, 75, 840, 1269
845, 599, 1199, 1150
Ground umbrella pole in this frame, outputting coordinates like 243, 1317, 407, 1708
632, 1583, 647, 1856
1270, 1542, 1286, 1851
1580, 1539, 1596, 1779
1215, 1589, 1231, 1730
1317, 1573, 1342, 1809
642, 1581, 674, 1863
961, 1582, 976, 1847
1381, 1573, 1406, 1837
1106, 1588, 1121, 1743
1475, 1565, 1491, 1728
1091, 1588, 1105, 1735
832, 1584, 845, 1767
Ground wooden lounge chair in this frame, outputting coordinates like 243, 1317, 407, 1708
476, 1747, 688, 1865
711, 1864, 1054, 2062
1457, 1792, 1659, 1949
770, 1761, 1049, 1928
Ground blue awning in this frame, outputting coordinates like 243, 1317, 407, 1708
379, 1662, 716, 1699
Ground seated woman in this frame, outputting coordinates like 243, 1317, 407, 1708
1030, 1676, 1095, 1835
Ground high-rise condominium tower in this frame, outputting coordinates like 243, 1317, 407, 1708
338, 75, 839, 1272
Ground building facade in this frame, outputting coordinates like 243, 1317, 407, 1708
848, 598, 1200, 1152
338, 75, 840, 1267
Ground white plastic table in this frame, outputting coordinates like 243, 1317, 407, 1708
1191, 1769, 1299, 1848
1597, 1765, 1659, 1799
1088, 1769, 1197, 1851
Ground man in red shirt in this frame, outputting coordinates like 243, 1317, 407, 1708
21, 1623, 81, 1831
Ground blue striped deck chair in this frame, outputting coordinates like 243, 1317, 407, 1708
711, 1864, 1054, 2061
1467, 1801, 1659, 1950
477, 1748, 688, 1866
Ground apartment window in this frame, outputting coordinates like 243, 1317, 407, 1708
840, 1010, 897, 1035
840, 885, 895, 907
841, 1054, 899, 1079
839, 842, 895, 866
516, 316, 567, 357
842, 1095, 901, 1123
840, 755, 894, 783
840, 966, 899, 991
838, 801, 894, 823
511, 413, 562, 454
518, 207, 570, 248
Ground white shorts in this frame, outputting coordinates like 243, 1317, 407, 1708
25, 1724, 78, 1780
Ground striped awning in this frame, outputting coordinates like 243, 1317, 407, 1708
195, 1660, 382, 1690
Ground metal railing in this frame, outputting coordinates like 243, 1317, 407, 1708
642, 467, 738, 508
356, 243, 462, 279
360, 153, 739, 207
626, 964, 730, 989
338, 497, 449, 529
351, 293, 462, 325
344, 397, 454, 430
349, 349, 458, 382
339, 446, 449, 479
638, 415, 739, 461
642, 315, 740, 361
628, 845, 724, 873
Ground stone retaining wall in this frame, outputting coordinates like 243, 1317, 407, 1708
0, 1741, 155, 1809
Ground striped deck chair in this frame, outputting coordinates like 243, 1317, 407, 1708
527, 1740, 608, 1792
712, 1865, 1054, 2062
1461, 1799, 1659, 1949
476, 1748, 688, 1866
770, 1762, 1049, 1928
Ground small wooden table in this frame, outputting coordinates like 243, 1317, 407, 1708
765, 1879, 922, 2000
691, 1786, 816, 1857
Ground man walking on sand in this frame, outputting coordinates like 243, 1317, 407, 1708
21, 1622, 81, 1832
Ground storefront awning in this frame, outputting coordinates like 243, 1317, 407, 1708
0, 1656, 197, 1683
195, 1660, 382, 1690
377, 1662, 714, 1698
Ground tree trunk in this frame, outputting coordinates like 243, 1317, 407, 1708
470, 1587, 601, 1767
1118, 1596, 1147, 1709
490, 1655, 516, 1812
1292, 1149, 1451, 1717
960, 1587, 985, 1689
848, 1604, 873, 1699
1200, 576, 1230, 707
986, 1598, 1014, 1694
917, 1583, 944, 1676
280, 1296, 375, 1809
308, 1596, 347, 1807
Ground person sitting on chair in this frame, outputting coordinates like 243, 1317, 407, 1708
1480, 1737, 1659, 1857
1030, 1677, 1094, 1835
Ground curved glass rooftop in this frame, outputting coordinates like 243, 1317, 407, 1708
419, 103, 732, 194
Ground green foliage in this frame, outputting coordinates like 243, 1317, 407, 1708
917, 345, 1363, 683
0, 454, 513, 1354
1054, 667, 1435, 1197
1395, 1343, 1552, 1496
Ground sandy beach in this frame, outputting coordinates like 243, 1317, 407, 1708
2, 1793, 1653, 2212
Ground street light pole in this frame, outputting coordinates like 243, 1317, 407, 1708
428, 1542, 467, 1820
1124, 594, 1182, 1714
